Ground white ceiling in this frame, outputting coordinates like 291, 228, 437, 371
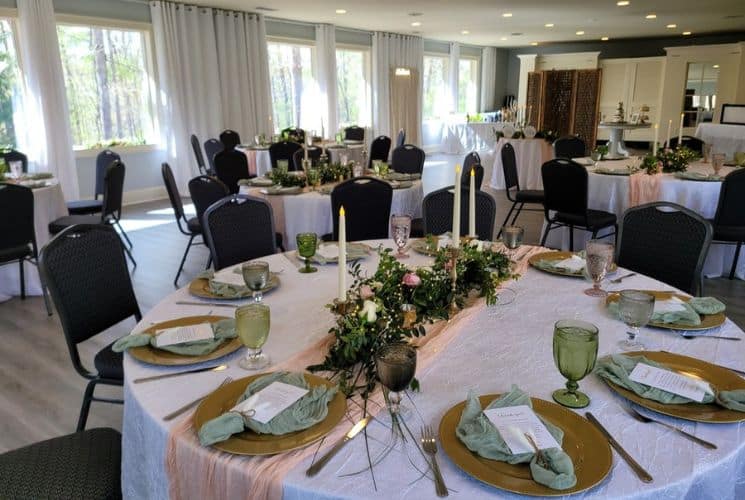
193, 0, 745, 47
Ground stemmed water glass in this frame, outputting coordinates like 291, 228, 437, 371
584, 240, 614, 297
235, 303, 271, 370
241, 261, 270, 302
617, 290, 655, 351
501, 225, 524, 259
391, 214, 411, 258
552, 319, 599, 408
375, 343, 417, 420
296, 232, 318, 273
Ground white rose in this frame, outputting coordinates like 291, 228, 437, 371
469, 239, 484, 252
359, 300, 378, 323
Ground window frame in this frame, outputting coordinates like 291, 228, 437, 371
335, 42, 372, 128
457, 54, 481, 115
422, 52, 450, 121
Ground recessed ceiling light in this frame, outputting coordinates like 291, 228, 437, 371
335, 9, 346, 14
646, 13, 657, 19
666, 23, 677, 28
530, 42, 539, 46
682, 31, 692, 35
713, 64, 720, 68
411, 21, 421, 27
500, 36, 508, 41
545, 23, 554, 28
601, 36, 609, 41
576, 30, 585, 35
617, 1, 630, 5
503, 13, 513, 18
461, 30, 470, 35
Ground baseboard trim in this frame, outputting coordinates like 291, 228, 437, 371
123, 186, 167, 206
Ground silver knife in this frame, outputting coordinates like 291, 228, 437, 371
163, 377, 233, 421
133, 364, 228, 384
586, 412, 653, 483
175, 301, 238, 308
306, 417, 370, 477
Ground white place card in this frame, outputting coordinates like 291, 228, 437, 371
554, 255, 586, 273
154, 323, 214, 347
212, 267, 246, 286
654, 296, 687, 314
629, 363, 713, 402
483, 405, 561, 454
231, 381, 309, 424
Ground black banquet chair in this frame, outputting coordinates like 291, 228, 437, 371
540, 158, 617, 251
422, 186, 496, 241
617, 202, 712, 296
396, 128, 406, 148
269, 141, 303, 170
0, 427, 122, 500
203, 138, 223, 175
0, 184, 51, 314
203, 194, 277, 270
499, 142, 544, 237
344, 125, 365, 141
368, 135, 392, 169
391, 145, 425, 175
292, 146, 322, 171
461, 152, 484, 190
330, 177, 393, 242
709, 168, 745, 279
40, 224, 142, 431
0, 149, 28, 173
668, 135, 705, 155
281, 127, 305, 143
67, 149, 120, 216
553, 135, 586, 159
214, 130, 250, 193
191, 134, 208, 175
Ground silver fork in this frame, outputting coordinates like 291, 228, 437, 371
163, 377, 233, 421
621, 405, 717, 449
610, 272, 637, 284
420, 425, 448, 497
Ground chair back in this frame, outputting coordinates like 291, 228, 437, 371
668, 135, 705, 154
203, 194, 276, 270
541, 159, 587, 217
101, 160, 126, 222
461, 164, 484, 191
617, 202, 712, 296
0, 149, 28, 173
713, 167, 745, 229
0, 183, 35, 254
40, 224, 141, 372
553, 136, 586, 159
501, 142, 520, 191
396, 129, 406, 148
281, 127, 305, 144
203, 139, 223, 174
391, 145, 425, 175
269, 141, 303, 169
188, 175, 229, 226
190, 134, 207, 174
292, 147, 322, 171
344, 126, 365, 141
368, 136, 391, 168
161, 163, 186, 224
219, 129, 241, 149
422, 186, 496, 240
214, 150, 249, 194
330, 177, 393, 241
95, 150, 120, 199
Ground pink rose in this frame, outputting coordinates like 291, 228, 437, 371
402, 272, 422, 287
359, 284, 375, 299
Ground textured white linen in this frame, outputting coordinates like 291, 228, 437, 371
543, 161, 744, 279
315, 24, 338, 140
442, 123, 499, 154
0, 182, 66, 299
122, 242, 745, 499
480, 47, 497, 112
695, 123, 745, 159
15, 0, 79, 201
490, 138, 554, 190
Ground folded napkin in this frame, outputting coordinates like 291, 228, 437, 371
594, 167, 634, 175
386, 172, 421, 181
533, 255, 585, 274
596, 354, 745, 411
608, 296, 725, 326
197, 270, 251, 298
198, 372, 338, 446
675, 172, 722, 182
689, 297, 726, 315
28, 172, 54, 180
112, 318, 236, 355
455, 386, 577, 491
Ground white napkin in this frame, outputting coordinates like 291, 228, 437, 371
654, 296, 687, 314
554, 255, 586, 273
212, 267, 245, 286
317, 244, 340, 260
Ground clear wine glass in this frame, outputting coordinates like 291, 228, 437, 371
296, 233, 318, 273
241, 261, 270, 302
235, 303, 271, 370
391, 214, 412, 258
617, 290, 655, 351
501, 225, 524, 259
375, 343, 417, 419
584, 240, 614, 297
552, 319, 599, 408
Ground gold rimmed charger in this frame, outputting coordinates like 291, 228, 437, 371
605, 290, 725, 331
438, 395, 612, 496
602, 351, 745, 423
188, 273, 280, 301
193, 372, 346, 455
528, 251, 617, 278
411, 238, 438, 256
129, 315, 240, 366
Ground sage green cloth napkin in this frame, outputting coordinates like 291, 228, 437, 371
608, 296, 725, 326
688, 297, 726, 315
455, 386, 577, 490
197, 270, 251, 298
533, 254, 585, 274
595, 354, 745, 411
198, 371, 338, 446
112, 318, 236, 356
674, 172, 722, 182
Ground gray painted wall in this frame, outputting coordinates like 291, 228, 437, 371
75, 148, 167, 198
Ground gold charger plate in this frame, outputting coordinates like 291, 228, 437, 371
603, 350, 745, 423
439, 395, 612, 496
129, 315, 240, 366
193, 372, 346, 455
528, 251, 617, 278
188, 273, 280, 300
411, 238, 438, 256
605, 290, 725, 331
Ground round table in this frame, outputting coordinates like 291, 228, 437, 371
441, 122, 501, 154
695, 123, 745, 160
597, 122, 651, 159
122, 241, 745, 499
490, 138, 554, 190
239, 144, 366, 177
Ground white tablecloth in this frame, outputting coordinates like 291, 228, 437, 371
695, 123, 745, 159
0, 182, 67, 300
122, 241, 745, 499
543, 161, 744, 279
490, 138, 554, 190
241, 181, 423, 250
441, 123, 500, 154
239, 144, 366, 178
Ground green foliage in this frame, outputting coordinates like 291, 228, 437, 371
0, 21, 19, 148
656, 146, 697, 173
641, 154, 661, 175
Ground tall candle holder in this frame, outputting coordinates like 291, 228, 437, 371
448, 247, 460, 318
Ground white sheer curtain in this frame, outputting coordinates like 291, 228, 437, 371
315, 24, 338, 139
448, 42, 460, 115
372, 32, 423, 144
16, 0, 79, 200
480, 47, 497, 111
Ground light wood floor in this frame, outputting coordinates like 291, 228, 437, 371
0, 154, 742, 453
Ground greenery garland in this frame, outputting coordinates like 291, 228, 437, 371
267, 162, 353, 188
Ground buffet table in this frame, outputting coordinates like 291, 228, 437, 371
122, 241, 745, 499
694, 123, 745, 160
490, 138, 554, 190
239, 144, 366, 177
441, 122, 500, 154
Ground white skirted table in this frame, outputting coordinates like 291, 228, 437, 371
239, 144, 366, 177
441, 122, 501, 154
121, 241, 745, 499
489, 138, 554, 190
695, 123, 745, 160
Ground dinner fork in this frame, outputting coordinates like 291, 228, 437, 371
163, 376, 233, 421
610, 272, 636, 284
621, 405, 717, 449
420, 425, 448, 497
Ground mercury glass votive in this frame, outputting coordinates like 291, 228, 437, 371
401, 304, 417, 329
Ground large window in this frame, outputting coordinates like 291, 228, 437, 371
458, 57, 479, 114
336, 47, 371, 128
423, 54, 449, 120
0, 19, 20, 148
57, 23, 156, 149
268, 40, 316, 133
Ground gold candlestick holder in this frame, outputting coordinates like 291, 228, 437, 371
448, 247, 460, 318
332, 298, 354, 316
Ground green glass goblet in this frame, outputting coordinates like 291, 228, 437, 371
552, 319, 599, 408
296, 232, 318, 273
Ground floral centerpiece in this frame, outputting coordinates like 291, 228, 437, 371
655, 146, 697, 173
266, 162, 353, 188
641, 153, 661, 175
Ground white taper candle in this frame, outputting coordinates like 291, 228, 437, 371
468, 167, 476, 237
452, 165, 462, 247
338, 206, 346, 301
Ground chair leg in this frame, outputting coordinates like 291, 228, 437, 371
569, 226, 575, 252
19, 259, 25, 300
36, 263, 53, 316
498, 202, 517, 238
118, 235, 137, 268
77, 380, 97, 431
174, 235, 196, 288
206, 254, 213, 270
540, 222, 552, 247
730, 242, 742, 280
114, 220, 134, 249
510, 203, 524, 225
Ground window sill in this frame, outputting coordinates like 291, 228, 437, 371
74, 144, 162, 159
